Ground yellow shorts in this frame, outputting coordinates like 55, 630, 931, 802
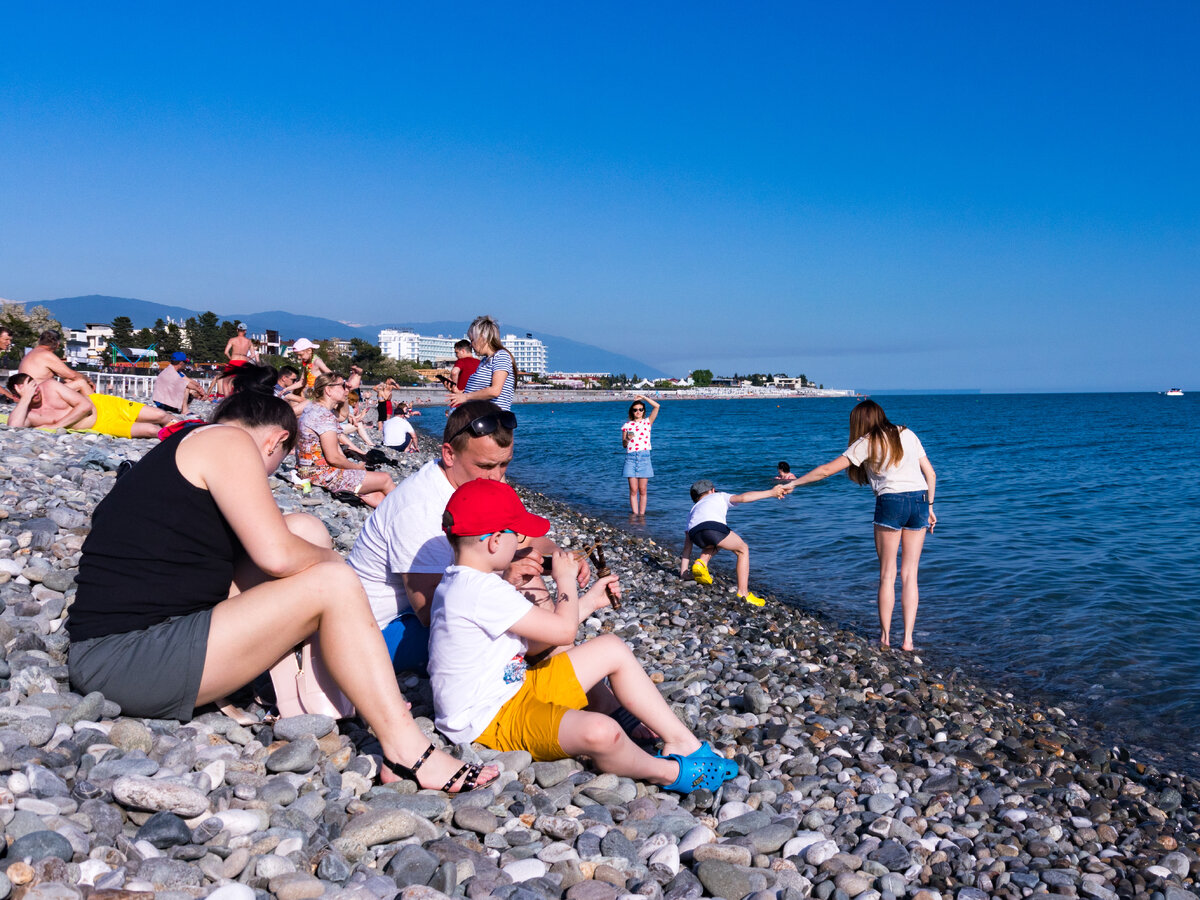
476, 652, 588, 761
89, 394, 145, 438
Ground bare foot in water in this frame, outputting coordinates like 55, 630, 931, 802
879, 633, 890, 648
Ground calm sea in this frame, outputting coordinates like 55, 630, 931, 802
496, 393, 1200, 771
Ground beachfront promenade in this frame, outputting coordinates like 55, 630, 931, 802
0, 421, 1197, 898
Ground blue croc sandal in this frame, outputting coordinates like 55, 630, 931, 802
660, 745, 738, 793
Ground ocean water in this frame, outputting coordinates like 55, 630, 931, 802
499, 393, 1200, 770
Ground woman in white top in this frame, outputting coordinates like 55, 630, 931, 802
790, 400, 937, 651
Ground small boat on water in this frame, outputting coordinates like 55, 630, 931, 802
1165, 388, 1184, 396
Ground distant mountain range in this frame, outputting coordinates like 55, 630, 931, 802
27, 295, 668, 378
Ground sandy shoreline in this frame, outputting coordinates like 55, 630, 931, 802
0, 423, 1197, 898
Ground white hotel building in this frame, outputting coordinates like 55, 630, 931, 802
378, 328, 548, 375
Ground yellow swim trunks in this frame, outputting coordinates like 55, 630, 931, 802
89, 394, 145, 438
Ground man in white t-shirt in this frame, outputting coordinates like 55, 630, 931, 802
382, 407, 418, 453
347, 400, 592, 672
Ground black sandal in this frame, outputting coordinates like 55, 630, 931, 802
383, 744, 487, 793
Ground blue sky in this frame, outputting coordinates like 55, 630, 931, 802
2, 2, 1197, 391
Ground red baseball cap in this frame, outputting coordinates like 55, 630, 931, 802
443, 480, 550, 538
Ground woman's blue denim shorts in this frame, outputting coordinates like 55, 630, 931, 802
873, 490, 930, 531
623, 450, 653, 479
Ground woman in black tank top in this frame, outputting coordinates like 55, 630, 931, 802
69, 385, 497, 794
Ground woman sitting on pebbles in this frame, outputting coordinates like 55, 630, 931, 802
68, 388, 497, 793
297, 373, 394, 507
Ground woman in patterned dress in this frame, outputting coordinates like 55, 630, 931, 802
297, 373, 395, 507
621, 394, 660, 516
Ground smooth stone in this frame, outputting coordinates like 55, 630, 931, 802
208, 808, 270, 837
7, 830, 74, 862
268, 872, 326, 900
384, 844, 439, 887
692, 843, 753, 867
135, 811, 192, 849
696, 859, 770, 899
129, 857, 203, 890
869, 839, 911, 871
805, 839, 840, 866
107, 721, 153, 754
255, 855, 296, 878
454, 806, 498, 834
836, 871, 875, 896
503, 858, 549, 882
532, 759, 579, 788
207, 886, 257, 900
272, 715, 335, 742
566, 882, 622, 900
340, 808, 419, 847
265, 737, 321, 774
112, 777, 208, 817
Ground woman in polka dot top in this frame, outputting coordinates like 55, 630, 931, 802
621, 394, 660, 516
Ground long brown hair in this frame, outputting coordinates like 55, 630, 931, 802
846, 400, 905, 486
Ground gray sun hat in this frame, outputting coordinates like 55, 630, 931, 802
690, 479, 715, 502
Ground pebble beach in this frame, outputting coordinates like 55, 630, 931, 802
1, 421, 1199, 900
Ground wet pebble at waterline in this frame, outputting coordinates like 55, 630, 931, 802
0, 424, 1197, 899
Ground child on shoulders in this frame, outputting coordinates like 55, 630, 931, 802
681, 478, 793, 607
428, 479, 737, 793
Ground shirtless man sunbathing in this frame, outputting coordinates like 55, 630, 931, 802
6, 373, 174, 438
17, 330, 96, 395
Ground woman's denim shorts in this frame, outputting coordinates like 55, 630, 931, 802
623, 450, 653, 479
873, 491, 930, 531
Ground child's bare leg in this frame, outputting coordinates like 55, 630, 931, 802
567, 635, 699, 758
558, 710, 677, 783
898, 527, 926, 650
716, 532, 750, 595
874, 526, 902, 646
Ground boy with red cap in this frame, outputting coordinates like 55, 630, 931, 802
429, 479, 739, 793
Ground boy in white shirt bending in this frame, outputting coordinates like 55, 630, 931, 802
429, 479, 738, 793
680, 478, 793, 607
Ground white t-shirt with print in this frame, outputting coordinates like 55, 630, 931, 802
687, 492, 733, 530
348, 459, 454, 628
428, 565, 531, 743
622, 419, 652, 452
842, 428, 928, 495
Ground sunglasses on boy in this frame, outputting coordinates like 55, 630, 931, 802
478, 529, 528, 542
446, 410, 518, 445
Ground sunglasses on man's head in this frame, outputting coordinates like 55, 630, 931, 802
446, 410, 518, 444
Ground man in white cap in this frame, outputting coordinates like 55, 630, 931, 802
223, 323, 254, 371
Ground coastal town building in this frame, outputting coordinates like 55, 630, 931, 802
504, 333, 547, 375
378, 330, 460, 365
379, 328, 547, 374
65, 323, 114, 364
546, 371, 610, 388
